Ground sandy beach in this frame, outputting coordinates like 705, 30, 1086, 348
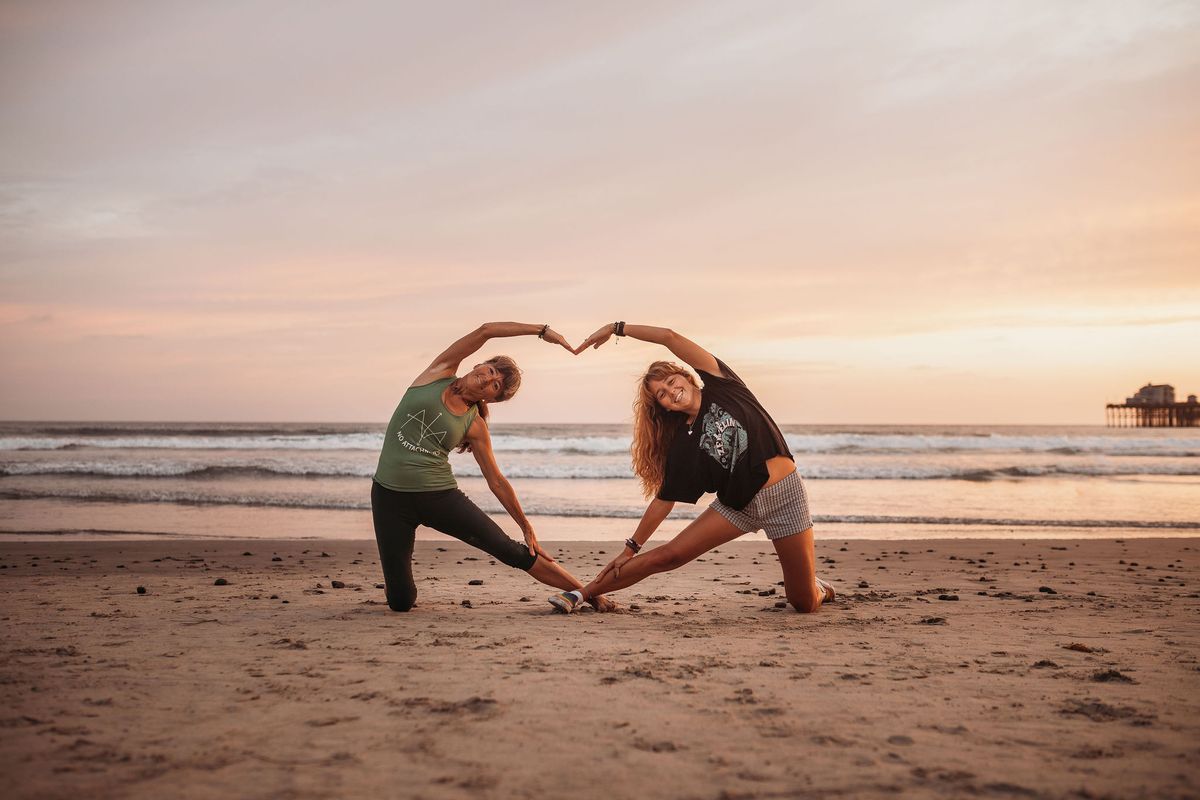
2, 536, 1198, 800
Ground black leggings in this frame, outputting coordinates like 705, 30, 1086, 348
370, 481, 538, 612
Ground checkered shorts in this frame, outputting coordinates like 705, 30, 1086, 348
710, 470, 813, 540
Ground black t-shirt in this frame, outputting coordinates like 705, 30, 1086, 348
656, 358, 793, 510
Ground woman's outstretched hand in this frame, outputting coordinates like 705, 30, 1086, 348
594, 547, 634, 582
539, 326, 575, 355
522, 525, 552, 561
572, 323, 615, 354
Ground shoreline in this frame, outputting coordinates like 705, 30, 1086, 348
2, 537, 1198, 799
2, 499, 1198, 543
3, 521, 1199, 543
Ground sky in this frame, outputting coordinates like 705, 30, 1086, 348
1, 0, 1198, 424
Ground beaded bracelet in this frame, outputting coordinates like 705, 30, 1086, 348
624, 537, 641, 553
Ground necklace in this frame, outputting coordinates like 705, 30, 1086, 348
686, 412, 701, 436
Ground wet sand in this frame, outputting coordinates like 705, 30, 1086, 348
2, 537, 1198, 799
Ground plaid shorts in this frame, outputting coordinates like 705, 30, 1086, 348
710, 471, 813, 540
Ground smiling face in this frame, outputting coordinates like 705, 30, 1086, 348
646, 369, 702, 417
462, 362, 506, 403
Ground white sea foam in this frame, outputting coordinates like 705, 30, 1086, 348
3, 423, 1198, 534
0, 433, 385, 452
781, 432, 1200, 457
3, 429, 1196, 457
5, 458, 1200, 480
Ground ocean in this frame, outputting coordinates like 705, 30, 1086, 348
1, 422, 1198, 541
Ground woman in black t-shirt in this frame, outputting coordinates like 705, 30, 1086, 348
548, 324, 835, 614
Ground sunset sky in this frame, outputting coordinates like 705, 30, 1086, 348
1, 1, 1197, 424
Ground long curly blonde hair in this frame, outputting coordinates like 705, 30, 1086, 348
631, 360, 702, 498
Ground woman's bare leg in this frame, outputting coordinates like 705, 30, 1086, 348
771, 527, 824, 613
528, 556, 584, 592
581, 508, 744, 600
528, 557, 617, 611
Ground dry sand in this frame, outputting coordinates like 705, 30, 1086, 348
1, 537, 1198, 800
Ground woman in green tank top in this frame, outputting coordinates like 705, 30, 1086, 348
371, 321, 615, 612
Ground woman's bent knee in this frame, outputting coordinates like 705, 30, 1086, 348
387, 592, 417, 612
788, 595, 821, 614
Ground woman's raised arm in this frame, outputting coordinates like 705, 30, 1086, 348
417, 322, 573, 383
574, 323, 720, 375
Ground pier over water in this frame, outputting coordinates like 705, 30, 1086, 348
1106, 383, 1199, 427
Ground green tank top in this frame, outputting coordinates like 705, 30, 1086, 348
373, 377, 479, 492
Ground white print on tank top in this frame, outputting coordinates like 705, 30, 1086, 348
396, 409, 449, 455
698, 402, 747, 472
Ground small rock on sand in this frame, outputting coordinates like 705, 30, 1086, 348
331, 580, 346, 589
468, 579, 484, 586
1091, 669, 1135, 683
214, 578, 229, 586
136, 586, 146, 594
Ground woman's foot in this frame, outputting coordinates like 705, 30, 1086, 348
816, 577, 836, 603
548, 590, 583, 614
589, 595, 619, 613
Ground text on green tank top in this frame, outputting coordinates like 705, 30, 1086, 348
374, 377, 478, 492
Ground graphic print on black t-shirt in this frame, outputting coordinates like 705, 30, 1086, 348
697, 401, 748, 472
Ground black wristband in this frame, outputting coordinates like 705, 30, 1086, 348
538, 324, 549, 339
624, 537, 641, 553
615, 321, 626, 337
